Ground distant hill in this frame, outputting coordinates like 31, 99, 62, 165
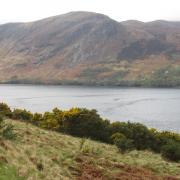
0, 11, 180, 86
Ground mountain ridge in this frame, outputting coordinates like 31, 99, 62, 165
0, 11, 180, 86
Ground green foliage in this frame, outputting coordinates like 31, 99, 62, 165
52, 108, 64, 130
32, 108, 63, 131
109, 122, 155, 150
79, 138, 86, 151
111, 132, 126, 142
0, 103, 12, 118
140, 65, 180, 87
12, 109, 33, 121
32, 113, 43, 126
1, 123, 15, 140
0, 116, 16, 140
0, 164, 26, 180
111, 133, 134, 153
0, 102, 180, 161
151, 130, 180, 152
63, 108, 110, 142
161, 141, 180, 162
40, 112, 59, 130
79, 139, 103, 155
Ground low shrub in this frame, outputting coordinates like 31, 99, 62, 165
161, 141, 180, 162
79, 139, 103, 155
0, 116, 16, 140
0, 103, 12, 118
109, 122, 155, 150
150, 130, 180, 152
63, 108, 110, 142
12, 109, 33, 121
41, 112, 59, 130
111, 133, 134, 153
32, 113, 43, 126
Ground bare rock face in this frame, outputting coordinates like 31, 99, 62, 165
0, 11, 179, 85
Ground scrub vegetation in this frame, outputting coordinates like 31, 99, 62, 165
0, 102, 180, 179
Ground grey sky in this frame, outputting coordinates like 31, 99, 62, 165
0, 0, 179, 23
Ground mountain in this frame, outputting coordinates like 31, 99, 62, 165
0, 11, 180, 86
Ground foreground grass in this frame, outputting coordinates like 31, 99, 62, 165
0, 120, 179, 180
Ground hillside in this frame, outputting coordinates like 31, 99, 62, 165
0, 11, 180, 86
0, 119, 179, 180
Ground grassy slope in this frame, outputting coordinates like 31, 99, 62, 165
0, 119, 179, 180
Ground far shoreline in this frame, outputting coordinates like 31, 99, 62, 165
0, 82, 180, 89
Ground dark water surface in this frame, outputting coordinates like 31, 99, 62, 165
0, 84, 180, 132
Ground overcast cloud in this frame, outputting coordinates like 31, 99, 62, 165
0, 0, 179, 23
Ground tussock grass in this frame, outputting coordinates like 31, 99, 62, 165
0, 119, 179, 179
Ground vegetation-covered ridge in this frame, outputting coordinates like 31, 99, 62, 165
3, 62, 180, 88
0, 102, 180, 162
0, 12, 180, 87
0, 103, 180, 179
0, 119, 179, 179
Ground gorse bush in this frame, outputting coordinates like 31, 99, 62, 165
12, 109, 33, 120
0, 103, 180, 161
32, 113, 43, 126
41, 111, 60, 130
0, 103, 12, 118
150, 130, 180, 152
62, 108, 110, 142
109, 122, 156, 150
161, 141, 180, 162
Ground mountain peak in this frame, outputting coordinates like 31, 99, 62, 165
0, 12, 179, 86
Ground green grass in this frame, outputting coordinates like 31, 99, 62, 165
0, 119, 179, 179
0, 164, 25, 180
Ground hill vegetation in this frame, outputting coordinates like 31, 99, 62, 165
0, 12, 179, 87
0, 103, 180, 165
0, 118, 179, 179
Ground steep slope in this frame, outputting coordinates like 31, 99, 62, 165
120, 20, 180, 60
1, 119, 180, 179
0, 12, 179, 86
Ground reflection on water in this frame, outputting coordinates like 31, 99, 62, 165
0, 84, 180, 132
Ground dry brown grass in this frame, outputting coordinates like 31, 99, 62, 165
0, 119, 179, 180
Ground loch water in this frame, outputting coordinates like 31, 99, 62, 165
0, 84, 180, 132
